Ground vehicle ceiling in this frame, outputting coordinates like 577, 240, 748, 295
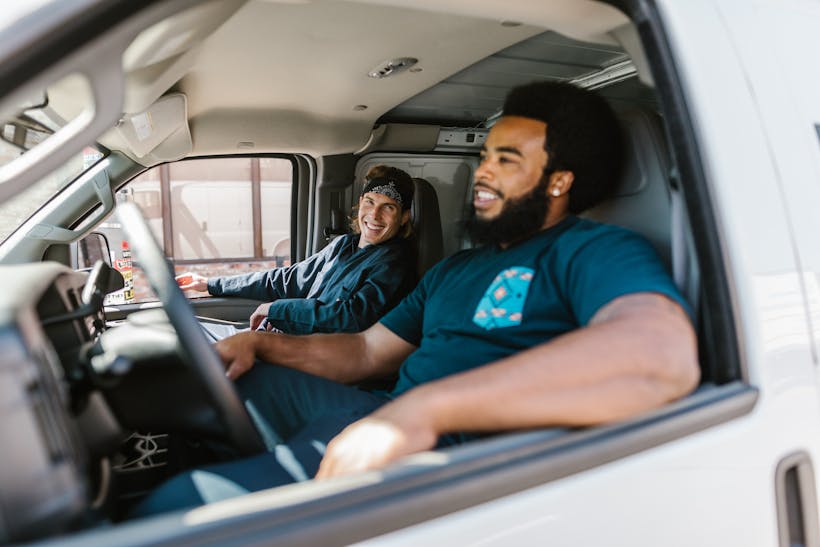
43, 0, 633, 162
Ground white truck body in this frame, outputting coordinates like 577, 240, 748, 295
0, 0, 819, 545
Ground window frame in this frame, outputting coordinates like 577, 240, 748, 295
122, 154, 297, 266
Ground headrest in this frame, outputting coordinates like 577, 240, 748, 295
410, 178, 444, 277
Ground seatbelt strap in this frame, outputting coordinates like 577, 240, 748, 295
669, 166, 700, 325
669, 167, 688, 291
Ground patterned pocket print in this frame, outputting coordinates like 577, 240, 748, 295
473, 267, 534, 330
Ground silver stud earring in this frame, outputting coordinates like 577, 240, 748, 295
551, 188, 561, 197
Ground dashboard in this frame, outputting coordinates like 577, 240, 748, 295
0, 257, 256, 543
0, 262, 114, 541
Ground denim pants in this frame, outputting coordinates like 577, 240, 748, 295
130, 363, 391, 517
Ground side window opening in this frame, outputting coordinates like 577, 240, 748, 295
93, 156, 294, 304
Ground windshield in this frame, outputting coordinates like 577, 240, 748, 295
0, 139, 104, 242
0, 63, 105, 241
0, 1, 58, 30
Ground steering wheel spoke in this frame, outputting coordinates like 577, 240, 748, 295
116, 203, 265, 456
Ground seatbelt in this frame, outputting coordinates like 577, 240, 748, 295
669, 165, 700, 324
669, 166, 687, 291
323, 208, 347, 241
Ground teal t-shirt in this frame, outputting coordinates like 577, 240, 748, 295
380, 216, 688, 397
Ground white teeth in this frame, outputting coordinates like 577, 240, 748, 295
476, 190, 497, 200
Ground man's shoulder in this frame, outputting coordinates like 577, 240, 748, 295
566, 216, 634, 237
559, 217, 651, 252
426, 246, 484, 276
554, 217, 668, 279
336, 233, 357, 247
369, 235, 414, 259
322, 233, 357, 256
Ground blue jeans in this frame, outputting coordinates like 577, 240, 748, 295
130, 364, 390, 517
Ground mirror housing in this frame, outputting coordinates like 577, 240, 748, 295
77, 232, 112, 270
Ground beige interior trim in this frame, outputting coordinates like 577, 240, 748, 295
346, 0, 629, 43
42, 0, 633, 161
110, 92, 191, 162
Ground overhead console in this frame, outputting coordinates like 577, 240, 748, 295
357, 123, 489, 154
436, 127, 489, 152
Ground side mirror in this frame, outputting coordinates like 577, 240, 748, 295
77, 232, 112, 269
81, 260, 124, 304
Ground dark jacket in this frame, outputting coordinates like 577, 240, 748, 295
207, 234, 416, 334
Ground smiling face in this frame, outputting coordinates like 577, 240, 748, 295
357, 192, 410, 248
473, 116, 551, 223
469, 115, 575, 247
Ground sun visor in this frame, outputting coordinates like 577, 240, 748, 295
115, 93, 191, 161
355, 124, 441, 154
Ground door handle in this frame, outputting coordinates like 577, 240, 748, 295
775, 451, 820, 547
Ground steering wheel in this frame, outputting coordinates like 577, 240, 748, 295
117, 202, 265, 456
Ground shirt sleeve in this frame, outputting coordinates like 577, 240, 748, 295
264, 254, 417, 334
379, 259, 442, 346
207, 238, 341, 301
562, 227, 690, 325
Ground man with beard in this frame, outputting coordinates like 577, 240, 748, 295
133, 81, 699, 516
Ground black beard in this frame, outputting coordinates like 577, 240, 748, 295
466, 176, 550, 246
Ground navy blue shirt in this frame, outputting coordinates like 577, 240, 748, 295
208, 234, 416, 334
380, 217, 688, 397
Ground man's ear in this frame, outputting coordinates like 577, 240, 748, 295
548, 170, 575, 197
401, 209, 412, 226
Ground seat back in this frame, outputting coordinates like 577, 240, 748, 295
410, 177, 444, 277
582, 107, 699, 315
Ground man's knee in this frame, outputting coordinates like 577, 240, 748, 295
234, 364, 323, 446
130, 469, 248, 518
130, 450, 305, 518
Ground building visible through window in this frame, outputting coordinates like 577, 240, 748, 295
96, 156, 294, 304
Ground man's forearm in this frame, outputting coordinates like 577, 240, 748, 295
208, 271, 277, 300
220, 322, 413, 383
393, 293, 699, 435
250, 331, 375, 383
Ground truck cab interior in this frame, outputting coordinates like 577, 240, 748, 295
0, 0, 747, 544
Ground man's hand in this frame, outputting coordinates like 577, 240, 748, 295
176, 272, 208, 292
250, 302, 273, 331
315, 396, 438, 479
214, 332, 259, 380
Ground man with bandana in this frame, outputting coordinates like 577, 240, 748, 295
133, 81, 699, 516
177, 165, 417, 336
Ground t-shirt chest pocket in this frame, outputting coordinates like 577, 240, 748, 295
473, 267, 535, 330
